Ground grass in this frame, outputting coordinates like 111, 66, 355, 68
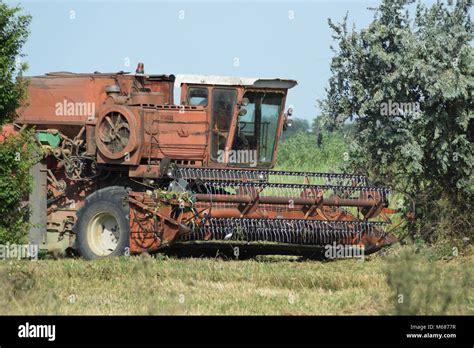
0, 246, 472, 315
275, 131, 348, 173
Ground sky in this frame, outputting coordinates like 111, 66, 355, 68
7, 0, 435, 123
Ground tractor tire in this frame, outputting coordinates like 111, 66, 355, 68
74, 186, 130, 260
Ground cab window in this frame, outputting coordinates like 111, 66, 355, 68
232, 91, 283, 165
210, 88, 237, 160
187, 87, 208, 106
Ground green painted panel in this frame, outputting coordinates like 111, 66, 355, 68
37, 131, 61, 148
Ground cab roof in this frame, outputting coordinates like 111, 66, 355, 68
175, 74, 297, 89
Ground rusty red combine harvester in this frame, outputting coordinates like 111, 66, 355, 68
10, 63, 397, 259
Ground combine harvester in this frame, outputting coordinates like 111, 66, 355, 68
7, 63, 397, 259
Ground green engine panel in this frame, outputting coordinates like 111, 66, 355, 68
36, 131, 61, 148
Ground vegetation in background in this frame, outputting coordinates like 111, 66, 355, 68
276, 129, 349, 173
279, 118, 310, 141
0, 1, 31, 124
0, 1, 35, 244
320, 0, 473, 242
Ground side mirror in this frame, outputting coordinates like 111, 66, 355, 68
283, 118, 293, 131
238, 108, 247, 116
286, 107, 294, 117
240, 98, 249, 106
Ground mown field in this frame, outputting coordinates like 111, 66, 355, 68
0, 246, 472, 315
0, 131, 471, 315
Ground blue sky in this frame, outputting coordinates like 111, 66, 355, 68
8, 0, 432, 123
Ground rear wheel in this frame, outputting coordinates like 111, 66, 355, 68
74, 186, 130, 260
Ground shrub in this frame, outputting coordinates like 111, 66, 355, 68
0, 128, 41, 243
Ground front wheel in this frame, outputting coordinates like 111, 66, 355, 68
74, 186, 130, 260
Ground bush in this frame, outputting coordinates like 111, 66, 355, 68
0, 128, 41, 243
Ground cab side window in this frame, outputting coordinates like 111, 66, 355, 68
187, 87, 208, 106
210, 88, 237, 160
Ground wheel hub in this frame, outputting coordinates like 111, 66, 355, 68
87, 212, 121, 256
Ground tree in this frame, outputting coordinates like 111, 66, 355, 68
0, 1, 34, 244
320, 0, 473, 241
0, 1, 31, 125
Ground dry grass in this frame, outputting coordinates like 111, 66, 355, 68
0, 246, 472, 315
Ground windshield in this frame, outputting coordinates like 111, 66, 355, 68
231, 91, 284, 166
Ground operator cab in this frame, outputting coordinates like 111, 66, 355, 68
176, 75, 297, 168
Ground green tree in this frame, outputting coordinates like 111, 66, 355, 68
320, 0, 473, 241
0, 1, 34, 243
0, 1, 31, 124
